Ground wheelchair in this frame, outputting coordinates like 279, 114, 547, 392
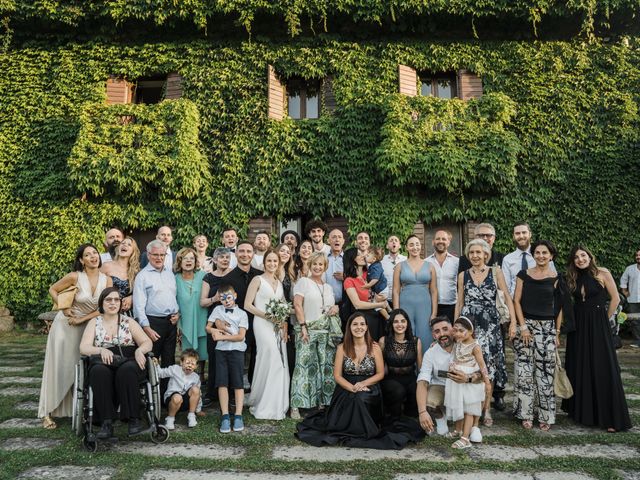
71, 352, 169, 451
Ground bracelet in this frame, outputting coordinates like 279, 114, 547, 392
418, 410, 427, 415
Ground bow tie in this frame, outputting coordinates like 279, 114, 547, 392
225, 308, 235, 313
229, 248, 236, 253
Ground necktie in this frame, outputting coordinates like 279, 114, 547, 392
521, 251, 528, 272
225, 308, 234, 313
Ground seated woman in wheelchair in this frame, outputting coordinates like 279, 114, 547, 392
80, 287, 153, 439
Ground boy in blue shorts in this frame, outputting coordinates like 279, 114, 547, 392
206, 284, 248, 433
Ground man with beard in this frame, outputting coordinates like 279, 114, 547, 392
502, 222, 555, 297
416, 316, 484, 441
100, 227, 124, 264
305, 220, 330, 256
426, 230, 459, 322
251, 231, 271, 270
381, 235, 407, 305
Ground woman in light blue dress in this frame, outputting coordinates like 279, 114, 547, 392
392, 235, 438, 352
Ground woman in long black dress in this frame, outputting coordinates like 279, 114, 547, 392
562, 245, 631, 432
295, 312, 424, 449
379, 309, 422, 419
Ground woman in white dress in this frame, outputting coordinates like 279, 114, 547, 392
39, 243, 111, 429
244, 249, 290, 420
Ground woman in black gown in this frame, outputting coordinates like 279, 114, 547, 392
379, 309, 422, 419
296, 312, 424, 449
562, 245, 631, 432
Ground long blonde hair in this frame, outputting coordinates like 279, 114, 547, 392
115, 236, 141, 286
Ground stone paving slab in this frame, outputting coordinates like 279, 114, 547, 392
467, 445, 539, 462
0, 376, 41, 384
0, 436, 64, 451
18, 466, 116, 479
615, 471, 640, 480
141, 471, 356, 480
396, 474, 595, 480
621, 372, 638, 380
0, 366, 32, 373
477, 425, 514, 437
273, 444, 453, 462
0, 418, 42, 429
14, 401, 39, 411
0, 387, 40, 396
627, 394, 640, 401
111, 441, 245, 459
534, 443, 638, 460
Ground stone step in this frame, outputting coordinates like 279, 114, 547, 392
0, 366, 34, 373
272, 444, 453, 462
395, 473, 595, 480
0, 376, 40, 385
14, 401, 38, 412
0, 437, 63, 451
0, 418, 42, 429
0, 387, 40, 397
18, 466, 116, 479
467, 443, 638, 462
141, 471, 356, 480
111, 442, 245, 459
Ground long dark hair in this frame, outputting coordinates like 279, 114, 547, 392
73, 243, 101, 272
288, 239, 312, 281
384, 308, 415, 344
342, 311, 373, 359
343, 247, 365, 279
97, 286, 121, 314
566, 244, 600, 292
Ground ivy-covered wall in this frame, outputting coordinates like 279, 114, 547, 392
0, 34, 639, 321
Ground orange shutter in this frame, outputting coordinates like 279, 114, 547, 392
322, 75, 337, 114
398, 64, 418, 97
106, 77, 133, 104
457, 70, 483, 100
268, 65, 285, 120
165, 72, 183, 99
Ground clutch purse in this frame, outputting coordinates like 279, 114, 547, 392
554, 350, 573, 399
53, 284, 77, 310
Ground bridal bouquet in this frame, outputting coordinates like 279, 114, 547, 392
265, 298, 291, 334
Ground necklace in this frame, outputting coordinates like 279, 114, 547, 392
471, 267, 486, 275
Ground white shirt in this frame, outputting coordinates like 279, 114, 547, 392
621, 264, 640, 303
417, 343, 452, 387
502, 247, 556, 297
293, 277, 335, 328
157, 365, 201, 401
251, 254, 265, 271
381, 253, 407, 298
426, 252, 459, 305
100, 252, 113, 264
208, 305, 249, 351
315, 244, 331, 257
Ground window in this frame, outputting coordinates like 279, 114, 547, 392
420, 73, 457, 99
133, 76, 166, 104
287, 77, 320, 120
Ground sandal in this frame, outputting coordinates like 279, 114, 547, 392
452, 436, 472, 449
539, 423, 551, 431
522, 420, 533, 430
42, 416, 57, 430
483, 410, 493, 427
445, 430, 461, 438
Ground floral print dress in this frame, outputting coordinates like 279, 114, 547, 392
460, 269, 507, 390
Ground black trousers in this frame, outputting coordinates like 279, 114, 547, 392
148, 315, 177, 395
381, 373, 418, 418
88, 361, 144, 422
246, 315, 256, 384
205, 333, 217, 399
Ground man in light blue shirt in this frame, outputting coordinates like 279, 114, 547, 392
324, 229, 345, 303
134, 239, 180, 378
502, 222, 555, 297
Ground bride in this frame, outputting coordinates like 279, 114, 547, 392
244, 249, 290, 419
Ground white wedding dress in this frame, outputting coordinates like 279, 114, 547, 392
248, 276, 290, 420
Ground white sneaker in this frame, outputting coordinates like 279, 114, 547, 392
164, 416, 175, 430
469, 426, 483, 443
187, 413, 197, 428
435, 416, 449, 436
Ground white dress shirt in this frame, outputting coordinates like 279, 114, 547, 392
502, 247, 556, 297
209, 305, 249, 351
426, 252, 459, 305
100, 252, 113, 264
621, 264, 640, 303
251, 253, 265, 271
416, 343, 452, 387
132, 263, 179, 328
381, 253, 407, 299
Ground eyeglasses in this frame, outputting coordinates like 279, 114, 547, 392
476, 233, 495, 239
104, 297, 121, 303
149, 253, 166, 258
220, 294, 234, 300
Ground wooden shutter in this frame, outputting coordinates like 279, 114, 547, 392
322, 75, 337, 114
325, 216, 349, 242
398, 64, 418, 97
165, 72, 183, 99
412, 221, 426, 257
268, 65, 285, 120
248, 217, 277, 242
106, 77, 133, 104
457, 70, 483, 100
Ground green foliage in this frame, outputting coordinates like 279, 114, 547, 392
377, 93, 520, 193
68, 100, 209, 206
0, 38, 639, 322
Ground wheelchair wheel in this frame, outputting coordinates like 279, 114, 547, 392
82, 436, 98, 453
147, 360, 162, 422
150, 424, 169, 444
72, 360, 85, 436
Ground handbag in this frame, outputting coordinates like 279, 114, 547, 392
554, 350, 573, 399
53, 284, 77, 310
491, 266, 510, 325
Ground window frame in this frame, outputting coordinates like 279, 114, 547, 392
419, 72, 458, 99
286, 76, 321, 120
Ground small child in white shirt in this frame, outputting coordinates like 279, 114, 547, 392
157, 349, 201, 429
206, 284, 249, 433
